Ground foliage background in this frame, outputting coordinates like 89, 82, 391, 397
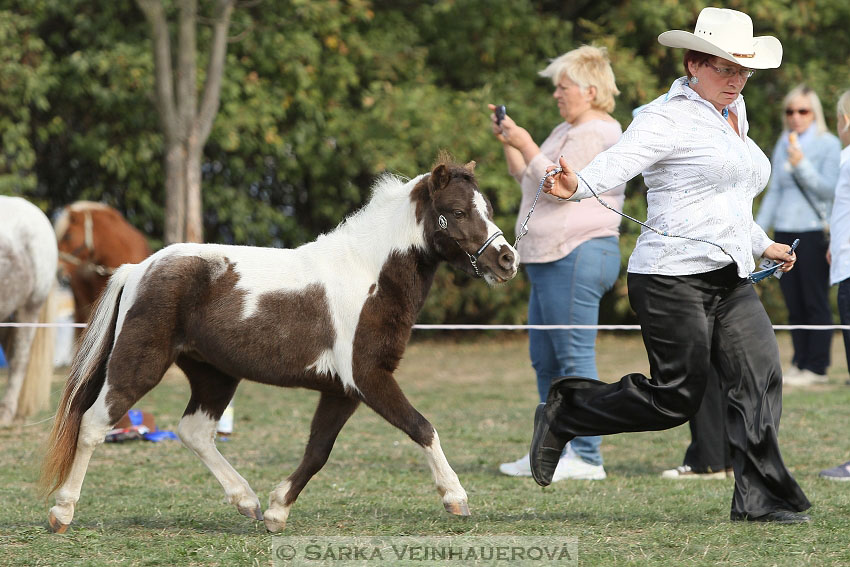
2, 0, 850, 324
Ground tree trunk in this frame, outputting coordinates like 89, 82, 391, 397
136, 0, 235, 244
164, 143, 186, 243
185, 134, 204, 243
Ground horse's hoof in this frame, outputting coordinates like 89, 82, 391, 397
48, 511, 69, 534
264, 517, 286, 533
238, 504, 264, 521
444, 500, 470, 516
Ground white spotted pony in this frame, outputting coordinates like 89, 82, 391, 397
0, 196, 57, 426
42, 159, 519, 533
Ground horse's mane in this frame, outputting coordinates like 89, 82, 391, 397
328, 173, 420, 242
69, 201, 112, 213
332, 157, 475, 238
54, 201, 115, 240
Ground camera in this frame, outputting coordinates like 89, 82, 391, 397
495, 105, 506, 125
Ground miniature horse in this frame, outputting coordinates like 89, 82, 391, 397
0, 197, 58, 425
42, 160, 519, 533
54, 202, 151, 325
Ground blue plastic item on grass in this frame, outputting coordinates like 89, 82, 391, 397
143, 430, 179, 442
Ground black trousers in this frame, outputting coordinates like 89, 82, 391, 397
547, 264, 810, 517
775, 230, 832, 374
683, 366, 730, 472
838, 279, 850, 374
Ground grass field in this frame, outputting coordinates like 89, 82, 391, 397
2, 332, 850, 566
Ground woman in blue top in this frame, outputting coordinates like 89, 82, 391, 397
756, 85, 841, 385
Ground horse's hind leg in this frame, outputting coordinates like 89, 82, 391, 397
49, 339, 173, 532
264, 391, 360, 533
48, 384, 116, 532
175, 357, 262, 521
356, 373, 469, 517
0, 307, 38, 425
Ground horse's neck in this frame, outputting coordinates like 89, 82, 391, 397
328, 176, 430, 271
89, 210, 150, 263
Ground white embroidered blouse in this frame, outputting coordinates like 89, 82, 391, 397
567, 77, 773, 278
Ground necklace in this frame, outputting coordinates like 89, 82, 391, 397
722, 107, 729, 119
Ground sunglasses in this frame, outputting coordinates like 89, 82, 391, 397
785, 108, 811, 116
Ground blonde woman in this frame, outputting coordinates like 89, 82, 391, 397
756, 85, 841, 385
489, 45, 623, 482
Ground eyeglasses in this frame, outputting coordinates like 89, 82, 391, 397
704, 62, 755, 80
785, 108, 811, 116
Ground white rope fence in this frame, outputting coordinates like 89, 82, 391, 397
3, 322, 850, 330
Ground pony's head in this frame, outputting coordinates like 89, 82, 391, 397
420, 159, 518, 284
54, 202, 109, 281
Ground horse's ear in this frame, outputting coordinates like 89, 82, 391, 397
463, 160, 476, 173
430, 164, 451, 195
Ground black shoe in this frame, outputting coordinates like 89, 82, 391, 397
529, 403, 573, 487
730, 510, 811, 524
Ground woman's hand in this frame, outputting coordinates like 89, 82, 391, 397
488, 103, 533, 150
763, 242, 797, 272
787, 133, 804, 167
543, 155, 580, 200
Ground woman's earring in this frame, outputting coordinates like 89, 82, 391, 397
690, 76, 699, 85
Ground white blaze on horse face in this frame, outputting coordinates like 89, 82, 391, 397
471, 191, 519, 272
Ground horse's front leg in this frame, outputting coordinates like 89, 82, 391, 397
264, 391, 360, 533
357, 372, 469, 517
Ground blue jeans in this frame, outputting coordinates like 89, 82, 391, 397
526, 236, 620, 466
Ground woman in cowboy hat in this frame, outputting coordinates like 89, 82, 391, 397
529, 7, 811, 523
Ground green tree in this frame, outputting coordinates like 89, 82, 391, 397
136, 0, 236, 244
5, 0, 850, 325
0, 9, 54, 199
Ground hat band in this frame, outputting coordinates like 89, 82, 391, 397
731, 52, 755, 58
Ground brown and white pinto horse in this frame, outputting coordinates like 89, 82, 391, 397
54, 202, 151, 325
41, 160, 519, 533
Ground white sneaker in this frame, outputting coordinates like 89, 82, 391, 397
499, 453, 532, 477
550, 445, 606, 481
784, 368, 829, 386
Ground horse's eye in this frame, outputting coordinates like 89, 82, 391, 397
453, 210, 465, 220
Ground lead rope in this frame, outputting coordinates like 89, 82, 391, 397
516, 168, 789, 284
573, 169, 738, 263
514, 169, 556, 247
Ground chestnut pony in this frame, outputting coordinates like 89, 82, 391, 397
54, 202, 151, 325
42, 160, 519, 533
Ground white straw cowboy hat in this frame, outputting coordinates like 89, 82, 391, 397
658, 7, 782, 69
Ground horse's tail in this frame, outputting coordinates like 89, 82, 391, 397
40, 265, 132, 498
15, 286, 58, 418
